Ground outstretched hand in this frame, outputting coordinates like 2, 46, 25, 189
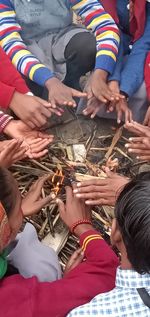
57, 186, 92, 234
125, 121, 150, 137
125, 137, 150, 161
4, 120, 54, 159
22, 175, 56, 216
73, 168, 130, 206
0, 139, 26, 167
9, 92, 59, 129
46, 78, 87, 109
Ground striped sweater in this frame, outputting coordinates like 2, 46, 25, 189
0, 0, 120, 86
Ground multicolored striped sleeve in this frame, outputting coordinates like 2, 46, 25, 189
0, 0, 54, 86
70, 0, 120, 74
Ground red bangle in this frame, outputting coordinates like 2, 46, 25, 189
70, 219, 92, 234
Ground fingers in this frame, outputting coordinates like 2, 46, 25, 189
30, 116, 46, 129
125, 109, 132, 124
29, 149, 48, 159
49, 107, 63, 117
26, 120, 36, 129
90, 106, 101, 119
75, 179, 107, 189
25, 138, 52, 158
0, 139, 26, 167
117, 109, 122, 124
66, 186, 74, 206
12, 147, 27, 162
38, 133, 54, 140
48, 97, 57, 109
33, 192, 56, 212
71, 89, 87, 99
57, 198, 66, 216
29, 174, 52, 192
126, 121, 149, 136
85, 198, 114, 206
136, 155, 150, 161
74, 191, 110, 200
36, 97, 53, 108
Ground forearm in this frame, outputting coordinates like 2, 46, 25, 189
0, 2, 54, 86
70, 0, 120, 75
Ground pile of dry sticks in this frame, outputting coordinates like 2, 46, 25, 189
10, 124, 141, 268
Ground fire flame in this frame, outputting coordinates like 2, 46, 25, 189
51, 170, 64, 196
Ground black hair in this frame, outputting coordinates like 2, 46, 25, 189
115, 172, 150, 274
0, 167, 15, 217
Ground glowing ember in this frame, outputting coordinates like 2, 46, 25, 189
51, 170, 65, 196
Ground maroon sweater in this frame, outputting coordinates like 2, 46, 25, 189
0, 230, 119, 317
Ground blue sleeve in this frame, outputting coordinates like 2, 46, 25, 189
120, 4, 150, 97
108, 31, 124, 83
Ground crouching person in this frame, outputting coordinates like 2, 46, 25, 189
0, 168, 118, 317
69, 172, 150, 316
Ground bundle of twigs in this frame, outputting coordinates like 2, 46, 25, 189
10, 126, 140, 267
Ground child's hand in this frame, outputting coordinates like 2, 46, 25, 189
73, 169, 130, 206
9, 92, 56, 129
57, 186, 92, 236
4, 120, 54, 159
88, 70, 115, 103
83, 96, 103, 119
64, 248, 84, 276
0, 139, 26, 167
114, 99, 132, 124
46, 77, 87, 109
22, 175, 56, 216
125, 136, 150, 161
125, 121, 150, 137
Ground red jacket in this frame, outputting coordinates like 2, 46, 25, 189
145, 54, 150, 100
0, 230, 119, 317
0, 47, 29, 109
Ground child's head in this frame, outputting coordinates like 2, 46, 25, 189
111, 172, 150, 274
0, 167, 22, 250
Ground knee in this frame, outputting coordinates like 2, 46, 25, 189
65, 32, 96, 72
75, 32, 96, 60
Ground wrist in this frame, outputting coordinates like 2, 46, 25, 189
94, 69, 108, 81
45, 77, 58, 89
120, 90, 129, 101
9, 91, 22, 111
74, 224, 94, 237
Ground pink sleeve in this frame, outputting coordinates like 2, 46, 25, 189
0, 111, 13, 133
145, 53, 150, 100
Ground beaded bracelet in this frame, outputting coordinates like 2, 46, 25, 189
70, 219, 92, 234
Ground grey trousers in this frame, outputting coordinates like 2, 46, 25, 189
77, 82, 148, 123
7, 223, 62, 282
